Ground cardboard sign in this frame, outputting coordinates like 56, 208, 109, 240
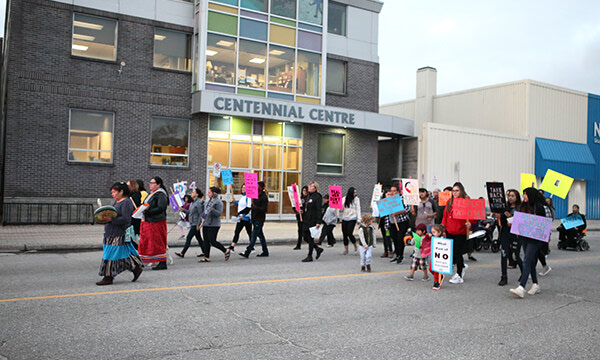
402, 179, 420, 206
561, 214, 585, 230
486, 182, 506, 213
370, 184, 383, 205
173, 181, 187, 199
431, 237, 454, 275
438, 190, 452, 206
376, 194, 405, 217
169, 193, 180, 212
451, 198, 486, 220
520, 173, 538, 194
291, 184, 301, 213
329, 185, 343, 209
540, 169, 574, 199
244, 172, 258, 199
221, 169, 233, 186
287, 186, 296, 208
213, 162, 222, 178
510, 211, 552, 242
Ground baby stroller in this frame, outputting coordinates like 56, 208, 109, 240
469, 216, 500, 252
557, 228, 590, 251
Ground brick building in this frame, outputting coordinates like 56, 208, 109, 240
1, 0, 413, 222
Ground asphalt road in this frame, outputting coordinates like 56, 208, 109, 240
1, 235, 600, 360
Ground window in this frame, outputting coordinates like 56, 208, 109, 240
150, 117, 190, 167
327, 2, 346, 36
297, 50, 321, 97
206, 33, 237, 85
68, 109, 114, 163
268, 45, 295, 93
298, 0, 322, 25
317, 133, 344, 174
271, 0, 296, 19
237, 40, 267, 89
326, 58, 346, 94
154, 28, 192, 71
241, 0, 267, 12
72, 13, 118, 61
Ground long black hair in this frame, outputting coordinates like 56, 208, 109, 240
344, 187, 356, 208
520, 187, 543, 214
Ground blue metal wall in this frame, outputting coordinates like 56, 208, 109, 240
586, 93, 600, 219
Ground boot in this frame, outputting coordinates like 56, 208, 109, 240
366, 265, 371, 273
96, 276, 113, 286
152, 261, 167, 270
132, 266, 143, 282
315, 247, 324, 259
361, 266, 366, 272
498, 276, 507, 286
301, 256, 313, 262
380, 252, 388, 258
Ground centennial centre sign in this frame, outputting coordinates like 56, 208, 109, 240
192, 90, 414, 136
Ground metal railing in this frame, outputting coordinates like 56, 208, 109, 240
2, 203, 95, 225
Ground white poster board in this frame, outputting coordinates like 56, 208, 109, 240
431, 237, 454, 275
370, 184, 383, 207
402, 178, 420, 206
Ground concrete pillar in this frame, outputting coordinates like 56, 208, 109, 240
414, 66, 437, 137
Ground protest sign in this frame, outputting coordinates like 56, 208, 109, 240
540, 169, 574, 199
438, 190, 452, 206
520, 173, 538, 194
486, 182, 506, 213
244, 172, 258, 199
221, 169, 233, 186
370, 184, 383, 205
287, 186, 296, 208
412, 232, 422, 249
431, 237, 454, 275
291, 184, 301, 213
329, 185, 343, 209
213, 162, 222, 178
561, 214, 585, 230
173, 181, 187, 199
510, 211, 552, 242
402, 179, 419, 206
169, 193, 181, 212
376, 194, 405, 217
451, 198, 486, 220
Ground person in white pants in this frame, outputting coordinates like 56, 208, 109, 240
358, 214, 376, 272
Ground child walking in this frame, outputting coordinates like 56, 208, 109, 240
358, 214, 376, 272
404, 223, 430, 281
430, 224, 446, 290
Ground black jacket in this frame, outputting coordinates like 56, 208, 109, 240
303, 191, 322, 229
144, 190, 168, 222
251, 191, 269, 222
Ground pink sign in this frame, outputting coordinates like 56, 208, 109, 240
328, 185, 343, 209
244, 172, 259, 199
292, 184, 301, 213
451, 198, 486, 220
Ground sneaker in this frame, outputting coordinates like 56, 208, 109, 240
301, 256, 313, 262
510, 285, 525, 298
361, 266, 366, 272
449, 274, 463, 284
527, 283, 540, 295
396, 258, 403, 264
432, 282, 441, 290
461, 264, 469, 279
539, 266, 552, 276
404, 275, 414, 281
389, 257, 398, 263
239, 252, 249, 259
468, 256, 477, 261
353, 249, 359, 256
341, 251, 348, 255
422, 275, 430, 281
366, 265, 371, 273
327, 244, 333, 248
293, 246, 301, 250
250, 249, 256, 255
256, 253, 269, 257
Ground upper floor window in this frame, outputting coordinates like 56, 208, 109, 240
154, 28, 192, 72
68, 109, 114, 163
72, 13, 118, 61
327, 2, 346, 36
326, 58, 346, 94
271, 0, 296, 19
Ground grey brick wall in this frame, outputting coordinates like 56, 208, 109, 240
325, 54, 379, 113
4, 0, 208, 200
301, 124, 378, 213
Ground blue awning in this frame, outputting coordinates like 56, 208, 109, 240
535, 138, 597, 180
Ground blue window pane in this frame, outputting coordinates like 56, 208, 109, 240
298, 22, 322, 32
241, 0, 267, 12
268, 92, 294, 101
240, 18, 268, 41
284, 123, 302, 139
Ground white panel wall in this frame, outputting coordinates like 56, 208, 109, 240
379, 100, 415, 121
432, 82, 528, 137
421, 123, 531, 200
327, 6, 379, 63
528, 82, 588, 144
569, 181, 587, 215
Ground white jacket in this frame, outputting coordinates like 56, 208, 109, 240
341, 196, 361, 223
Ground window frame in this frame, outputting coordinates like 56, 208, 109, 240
153, 27, 193, 72
327, 1, 347, 36
68, 108, 115, 164
150, 116, 191, 168
326, 58, 347, 95
71, 12, 119, 62
316, 132, 345, 175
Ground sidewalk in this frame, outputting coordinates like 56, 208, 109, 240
0, 219, 598, 252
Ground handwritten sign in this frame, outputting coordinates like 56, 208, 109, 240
244, 172, 258, 199
370, 184, 383, 204
438, 190, 452, 206
451, 198, 486, 220
510, 211, 552, 242
291, 184, 301, 213
561, 214, 584, 230
540, 169, 574, 199
329, 185, 343, 209
173, 181, 187, 199
213, 162, 222, 178
520, 173, 538, 194
377, 194, 405, 217
402, 179, 420, 205
221, 169, 233, 185
431, 237, 454, 275
486, 182, 506, 213
287, 186, 296, 208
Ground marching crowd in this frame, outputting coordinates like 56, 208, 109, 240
97, 177, 587, 300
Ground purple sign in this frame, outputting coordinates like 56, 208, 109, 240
169, 194, 179, 212
510, 211, 552, 242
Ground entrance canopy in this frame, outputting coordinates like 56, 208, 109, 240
535, 138, 597, 180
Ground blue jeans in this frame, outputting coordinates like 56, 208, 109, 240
246, 220, 268, 255
520, 238, 541, 287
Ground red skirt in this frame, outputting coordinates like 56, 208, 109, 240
138, 220, 167, 263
